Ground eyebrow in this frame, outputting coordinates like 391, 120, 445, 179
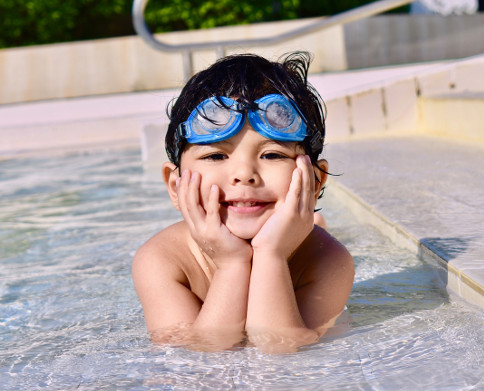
260, 139, 294, 148
256, 139, 300, 153
190, 138, 296, 150
188, 142, 232, 152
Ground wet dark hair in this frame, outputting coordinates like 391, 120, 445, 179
165, 51, 326, 167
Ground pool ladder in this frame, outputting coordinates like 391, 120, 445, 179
132, 0, 416, 81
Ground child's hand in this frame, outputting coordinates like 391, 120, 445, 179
176, 170, 253, 266
251, 155, 315, 259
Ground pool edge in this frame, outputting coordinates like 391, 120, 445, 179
327, 178, 484, 309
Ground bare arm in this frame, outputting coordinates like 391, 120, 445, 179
246, 232, 354, 352
246, 156, 354, 352
246, 252, 318, 352
295, 231, 354, 336
132, 237, 202, 333
133, 170, 253, 350
132, 239, 251, 350
133, 162, 353, 352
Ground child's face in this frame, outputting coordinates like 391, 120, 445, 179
175, 122, 311, 240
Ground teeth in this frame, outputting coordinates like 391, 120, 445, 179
230, 201, 257, 207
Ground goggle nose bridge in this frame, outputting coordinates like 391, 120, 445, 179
235, 100, 260, 113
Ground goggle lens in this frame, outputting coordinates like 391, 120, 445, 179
251, 95, 304, 137
180, 94, 307, 143
266, 101, 295, 129
189, 99, 236, 136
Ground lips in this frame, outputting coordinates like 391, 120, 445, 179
227, 201, 259, 207
221, 199, 271, 213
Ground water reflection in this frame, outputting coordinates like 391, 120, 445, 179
1, 149, 483, 391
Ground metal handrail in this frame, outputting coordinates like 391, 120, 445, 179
132, 0, 415, 80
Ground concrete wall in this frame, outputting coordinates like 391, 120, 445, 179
345, 14, 484, 69
2, 13, 484, 105
0, 18, 346, 105
318, 55, 484, 144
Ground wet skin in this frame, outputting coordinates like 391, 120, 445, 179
132, 122, 354, 352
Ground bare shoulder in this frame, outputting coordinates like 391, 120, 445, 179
132, 221, 207, 331
292, 226, 354, 332
296, 225, 354, 283
132, 221, 190, 285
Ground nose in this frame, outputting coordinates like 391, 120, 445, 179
231, 162, 261, 186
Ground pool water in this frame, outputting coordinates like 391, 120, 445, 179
1, 149, 483, 390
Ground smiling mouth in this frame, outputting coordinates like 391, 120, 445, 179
219, 200, 272, 217
221, 200, 270, 209
226, 201, 261, 207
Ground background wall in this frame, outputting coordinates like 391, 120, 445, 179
1, 14, 483, 105
0, 18, 345, 105
345, 14, 484, 68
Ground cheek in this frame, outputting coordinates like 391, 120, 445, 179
275, 165, 296, 192
276, 177, 293, 202
198, 174, 223, 207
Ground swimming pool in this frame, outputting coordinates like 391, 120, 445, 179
1, 148, 483, 390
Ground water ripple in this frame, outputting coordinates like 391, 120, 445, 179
0, 148, 483, 390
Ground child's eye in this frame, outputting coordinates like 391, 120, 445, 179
261, 152, 289, 160
202, 153, 227, 161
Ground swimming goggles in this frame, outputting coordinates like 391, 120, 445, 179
177, 94, 308, 144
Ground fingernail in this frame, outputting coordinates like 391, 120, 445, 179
211, 184, 217, 192
182, 169, 187, 178
176, 177, 180, 187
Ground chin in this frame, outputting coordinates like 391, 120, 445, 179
225, 223, 261, 241
233, 232, 256, 240
230, 229, 258, 240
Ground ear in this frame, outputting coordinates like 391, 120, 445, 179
313, 159, 329, 201
162, 162, 181, 210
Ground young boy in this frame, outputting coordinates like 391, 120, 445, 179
132, 52, 354, 352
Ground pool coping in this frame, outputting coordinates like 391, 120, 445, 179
327, 178, 484, 309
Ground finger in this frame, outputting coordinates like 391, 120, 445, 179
205, 184, 221, 226
298, 155, 315, 214
177, 170, 206, 232
186, 171, 206, 221
285, 166, 302, 208
306, 155, 316, 199
176, 169, 195, 228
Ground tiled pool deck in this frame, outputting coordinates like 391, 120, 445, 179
1, 61, 483, 308
325, 136, 484, 308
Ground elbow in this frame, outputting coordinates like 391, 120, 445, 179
150, 323, 247, 352
246, 326, 319, 353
